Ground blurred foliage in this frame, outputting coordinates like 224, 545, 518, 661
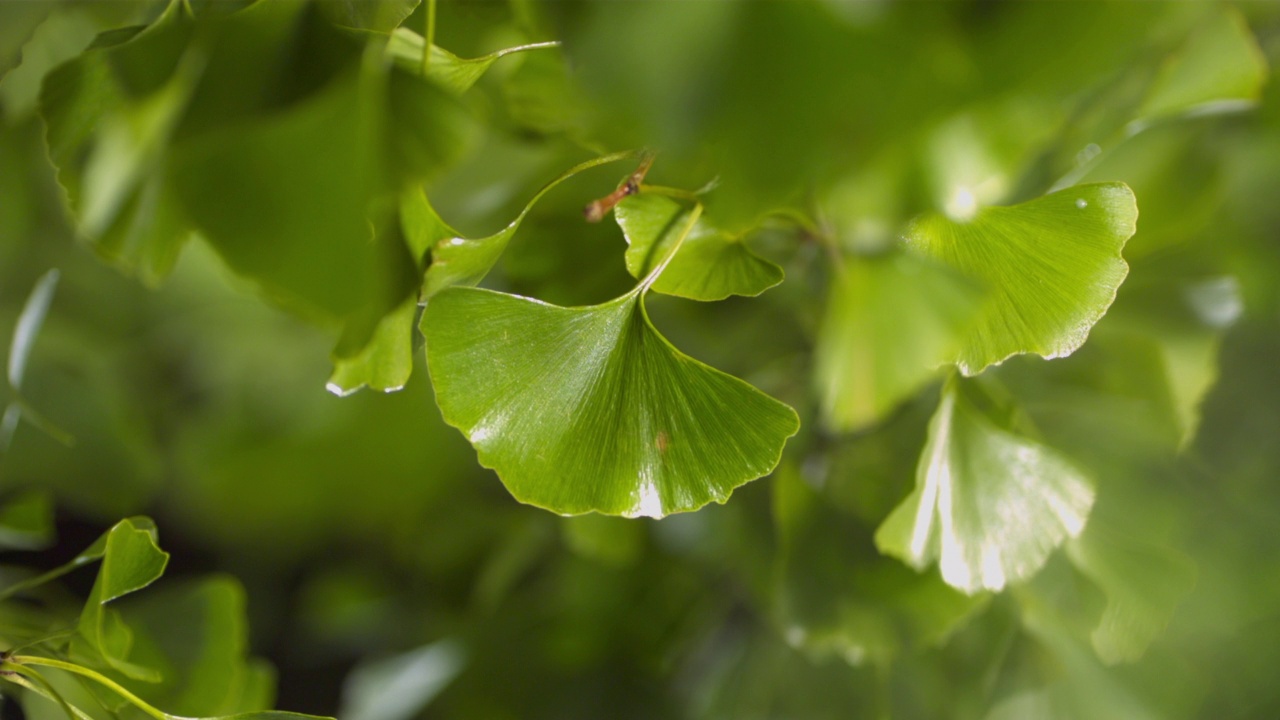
2, 0, 1280, 718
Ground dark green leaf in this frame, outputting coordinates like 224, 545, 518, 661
876, 378, 1095, 594
903, 183, 1136, 375
0, 491, 54, 551
422, 287, 799, 517
815, 251, 983, 431
614, 194, 783, 301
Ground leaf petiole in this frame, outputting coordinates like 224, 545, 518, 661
11, 656, 169, 720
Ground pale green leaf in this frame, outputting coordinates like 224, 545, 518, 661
1135, 7, 1268, 127
8, 268, 59, 390
875, 378, 1095, 594
1065, 521, 1196, 665
614, 194, 783, 301
0, 491, 54, 550
422, 287, 799, 517
422, 151, 635, 299
902, 183, 1136, 375
815, 251, 983, 431
386, 28, 559, 96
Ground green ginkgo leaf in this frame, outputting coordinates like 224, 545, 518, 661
615, 194, 783, 301
327, 297, 418, 396
72, 518, 170, 681
903, 182, 1136, 375
875, 378, 1095, 594
1135, 7, 1268, 128
815, 251, 984, 431
421, 287, 799, 517
1065, 520, 1196, 665
386, 28, 559, 96
422, 151, 636, 299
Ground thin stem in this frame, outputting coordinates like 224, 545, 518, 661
1, 662, 83, 720
12, 656, 168, 720
421, 0, 437, 76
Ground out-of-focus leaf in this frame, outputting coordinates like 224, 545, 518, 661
1134, 7, 1268, 128
320, 0, 419, 33
774, 466, 986, 668
121, 578, 277, 717
0, 8, 99, 118
385, 28, 559, 96
37, 1, 195, 285
614, 194, 783, 302
1065, 520, 1196, 665
876, 378, 1095, 594
903, 183, 1136, 375
501, 46, 586, 136
815, 251, 983, 432
400, 185, 455, 262
2, 269, 70, 451
339, 641, 464, 720
0, 491, 54, 551
422, 151, 634, 299
422, 287, 798, 517
68, 518, 169, 681
8, 269, 60, 390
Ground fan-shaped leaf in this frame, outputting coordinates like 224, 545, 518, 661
615, 194, 782, 301
422, 287, 799, 517
876, 378, 1095, 594
902, 182, 1136, 375
815, 251, 983, 431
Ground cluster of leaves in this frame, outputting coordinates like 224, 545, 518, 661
3, 0, 1280, 718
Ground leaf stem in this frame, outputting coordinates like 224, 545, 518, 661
584, 152, 654, 222
12, 656, 169, 720
1, 662, 84, 720
421, 0, 437, 76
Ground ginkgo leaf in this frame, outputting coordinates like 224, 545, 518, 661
615, 194, 783, 301
815, 251, 984, 431
327, 298, 418, 397
421, 287, 799, 517
1134, 7, 1268, 128
902, 182, 1136, 375
386, 28, 559, 96
1065, 520, 1196, 665
422, 151, 636, 299
72, 518, 170, 681
875, 378, 1095, 594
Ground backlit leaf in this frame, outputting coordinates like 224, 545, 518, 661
422, 287, 799, 517
875, 378, 1095, 594
902, 182, 1136, 375
615, 194, 783, 301
815, 251, 983, 431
